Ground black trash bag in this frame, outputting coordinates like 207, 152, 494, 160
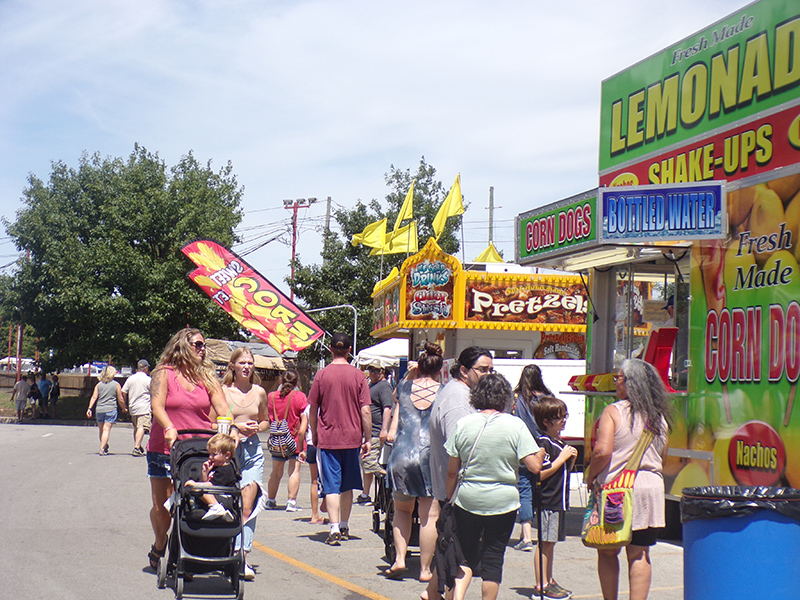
680, 486, 800, 524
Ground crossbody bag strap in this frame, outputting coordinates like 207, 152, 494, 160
449, 413, 494, 506
282, 390, 294, 421
270, 392, 279, 422
623, 428, 655, 473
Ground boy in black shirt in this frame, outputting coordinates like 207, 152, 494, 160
531, 396, 579, 600
185, 433, 238, 521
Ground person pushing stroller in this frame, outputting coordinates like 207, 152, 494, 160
184, 433, 238, 522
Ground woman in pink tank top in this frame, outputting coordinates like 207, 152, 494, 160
146, 328, 228, 571
587, 358, 671, 600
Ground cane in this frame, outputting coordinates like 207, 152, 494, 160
535, 474, 544, 600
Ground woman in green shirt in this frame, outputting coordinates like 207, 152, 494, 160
444, 373, 545, 600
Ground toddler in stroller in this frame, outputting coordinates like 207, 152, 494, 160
185, 433, 237, 522
157, 430, 246, 599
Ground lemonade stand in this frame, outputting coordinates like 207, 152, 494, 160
516, 0, 800, 528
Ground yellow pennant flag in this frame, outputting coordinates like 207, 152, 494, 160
351, 218, 387, 248
433, 174, 464, 239
394, 181, 414, 232
370, 221, 418, 255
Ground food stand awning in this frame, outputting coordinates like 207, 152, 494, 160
353, 338, 409, 368
205, 339, 286, 370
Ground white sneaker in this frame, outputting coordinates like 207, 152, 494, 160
243, 563, 255, 580
286, 500, 302, 512
202, 503, 233, 521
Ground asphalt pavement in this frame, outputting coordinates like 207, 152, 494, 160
0, 421, 685, 599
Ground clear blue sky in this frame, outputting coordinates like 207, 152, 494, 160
0, 0, 741, 287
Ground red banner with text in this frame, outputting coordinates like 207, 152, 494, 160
182, 240, 324, 354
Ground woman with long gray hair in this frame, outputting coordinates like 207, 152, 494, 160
586, 358, 671, 600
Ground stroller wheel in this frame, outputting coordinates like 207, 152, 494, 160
156, 556, 168, 589
372, 508, 381, 533
175, 575, 184, 599
236, 579, 245, 600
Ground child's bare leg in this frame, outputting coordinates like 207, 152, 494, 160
533, 541, 555, 589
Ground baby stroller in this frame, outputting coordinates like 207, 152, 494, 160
371, 469, 419, 563
156, 429, 245, 600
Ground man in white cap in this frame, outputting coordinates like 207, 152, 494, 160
122, 359, 152, 456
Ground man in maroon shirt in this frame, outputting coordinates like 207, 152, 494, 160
309, 332, 372, 546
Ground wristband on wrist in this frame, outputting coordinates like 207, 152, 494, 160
164, 426, 175, 433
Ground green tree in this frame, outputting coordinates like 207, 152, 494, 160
291, 157, 463, 361
2, 145, 245, 369
0, 269, 40, 361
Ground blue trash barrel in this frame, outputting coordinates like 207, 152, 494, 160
681, 486, 800, 600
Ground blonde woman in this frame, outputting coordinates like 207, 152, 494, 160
222, 347, 268, 580
86, 366, 127, 455
145, 328, 228, 570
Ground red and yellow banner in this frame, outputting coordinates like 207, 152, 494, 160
181, 240, 324, 353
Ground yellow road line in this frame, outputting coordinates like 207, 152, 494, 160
252, 541, 393, 600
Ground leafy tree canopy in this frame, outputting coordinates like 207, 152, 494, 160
2, 145, 245, 369
291, 157, 463, 361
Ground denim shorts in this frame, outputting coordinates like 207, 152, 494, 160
147, 451, 171, 479
96, 409, 118, 424
237, 435, 264, 487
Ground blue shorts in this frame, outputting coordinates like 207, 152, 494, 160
237, 435, 264, 487
318, 448, 363, 495
147, 451, 171, 479
306, 444, 317, 465
96, 409, 118, 423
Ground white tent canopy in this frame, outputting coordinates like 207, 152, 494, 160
353, 338, 408, 369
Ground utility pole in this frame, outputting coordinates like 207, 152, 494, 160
488, 186, 494, 243
283, 197, 317, 300
323, 196, 332, 266
486, 186, 502, 246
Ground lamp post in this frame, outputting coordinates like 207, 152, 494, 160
283, 197, 317, 300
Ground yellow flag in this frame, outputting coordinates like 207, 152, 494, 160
351, 217, 387, 248
433, 174, 464, 239
474, 242, 504, 263
393, 181, 414, 232
370, 221, 418, 255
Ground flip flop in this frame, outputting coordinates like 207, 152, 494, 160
383, 567, 409, 580
148, 544, 166, 570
